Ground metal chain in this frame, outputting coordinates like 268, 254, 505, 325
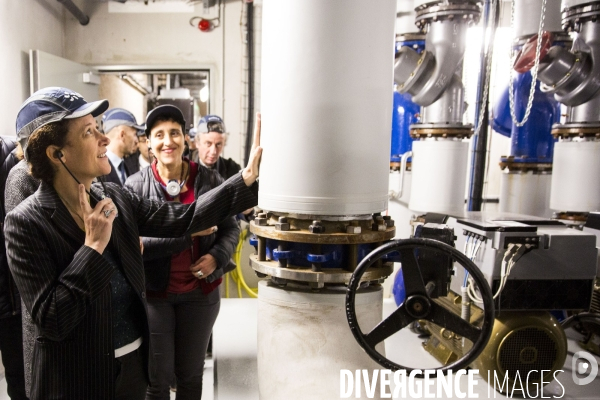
508, 0, 547, 127
474, 1, 496, 135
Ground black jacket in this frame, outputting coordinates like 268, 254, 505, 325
100, 158, 135, 186
215, 156, 242, 181
124, 163, 240, 292
0, 136, 20, 319
5, 174, 257, 399
124, 150, 141, 176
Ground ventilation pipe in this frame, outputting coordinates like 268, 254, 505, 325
57, 0, 89, 26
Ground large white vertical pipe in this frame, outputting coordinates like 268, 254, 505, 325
499, 171, 553, 218
259, 0, 396, 216
257, 282, 385, 400
550, 141, 600, 212
408, 140, 469, 213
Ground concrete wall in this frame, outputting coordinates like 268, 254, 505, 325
64, 0, 251, 165
0, 0, 65, 137
99, 74, 146, 125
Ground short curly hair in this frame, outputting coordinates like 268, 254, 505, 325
26, 120, 70, 185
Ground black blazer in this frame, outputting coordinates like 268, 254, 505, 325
100, 158, 132, 186
124, 151, 141, 176
4, 173, 257, 399
124, 164, 239, 291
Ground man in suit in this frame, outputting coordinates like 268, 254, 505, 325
124, 128, 153, 175
5, 87, 262, 400
100, 108, 144, 185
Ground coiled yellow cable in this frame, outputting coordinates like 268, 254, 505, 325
226, 227, 258, 298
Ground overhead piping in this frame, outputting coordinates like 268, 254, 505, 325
57, 0, 89, 26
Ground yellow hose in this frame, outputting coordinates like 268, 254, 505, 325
230, 228, 258, 298
224, 267, 230, 298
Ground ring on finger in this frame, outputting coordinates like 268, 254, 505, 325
103, 208, 115, 218
196, 270, 204, 278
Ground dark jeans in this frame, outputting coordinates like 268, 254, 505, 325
0, 313, 27, 400
115, 347, 147, 400
146, 287, 220, 400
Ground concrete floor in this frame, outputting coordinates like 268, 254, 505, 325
1, 297, 599, 400
213, 297, 600, 400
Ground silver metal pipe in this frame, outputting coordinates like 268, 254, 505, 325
412, 19, 468, 107
421, 74, 465, 124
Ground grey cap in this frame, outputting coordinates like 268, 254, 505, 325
101, 108, 145, 135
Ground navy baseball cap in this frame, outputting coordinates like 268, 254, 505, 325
16, 87, 109, 160
145, 105, 186, 137
197, 115, 226, 134
187, 128, 197, 140
101, 108, 145, 135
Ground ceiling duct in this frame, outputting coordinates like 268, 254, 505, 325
57, 0, 90, 25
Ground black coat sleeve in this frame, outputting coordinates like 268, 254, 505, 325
141, 235, 193, 261
125, 172, 258, 239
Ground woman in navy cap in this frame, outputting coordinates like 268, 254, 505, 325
4, 87, 261, 400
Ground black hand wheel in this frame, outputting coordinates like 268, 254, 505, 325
346, 238, 495, 375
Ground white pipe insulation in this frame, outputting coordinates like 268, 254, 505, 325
258, 0, 397, 217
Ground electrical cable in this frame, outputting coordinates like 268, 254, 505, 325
561, 312, 600, 330
468, 242, 534, 303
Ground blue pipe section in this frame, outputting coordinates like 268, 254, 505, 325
493, 40, 567, 164
493, 71, 560, 163
390, 39, 425, 163
257, 239, 379, 270
391, 91, 421, 162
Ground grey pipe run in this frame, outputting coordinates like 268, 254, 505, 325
393, 5, 475, 125
57, 0, 89, 26
538, 21, 600, 123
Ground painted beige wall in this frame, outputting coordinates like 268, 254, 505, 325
99, 74, 146, 126
0, 0, 65, 137
64, 0, 249, 165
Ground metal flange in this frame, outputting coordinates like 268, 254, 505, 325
498, 159, 553, 172
396, 32, 427, 43
551, 124, 600, 138
415, 2, 481, 30
410, 124, 473, 139
390, 161, 412, 171
562, 2, 600, 32
249, 218, 396, 245
249, 254, 393, 285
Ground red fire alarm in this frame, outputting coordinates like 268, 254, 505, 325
198, 19, 212, 32
190, 16, 219, 32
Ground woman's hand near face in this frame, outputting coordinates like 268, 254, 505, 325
242, 113, 263, 187
79, 184, 117, 254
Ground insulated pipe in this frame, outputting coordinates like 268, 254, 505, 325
57, 0, 89, 26
258, 0, 396, 216
468, 0, 499, 211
